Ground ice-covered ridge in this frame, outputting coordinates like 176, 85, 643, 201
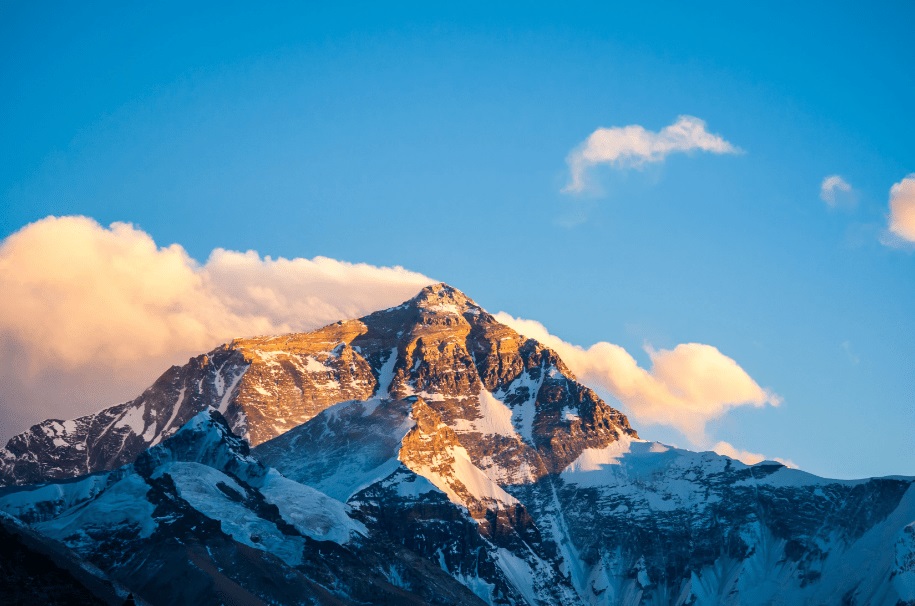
155, 461, 307, 566
258, 468, 367, 543
34, 474, 157, 546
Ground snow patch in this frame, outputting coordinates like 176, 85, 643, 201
115, 406, 145, 435
304, 356, 327, 373
142, 421, 157, 442
502, 369, 544, 444
452, 571, 496, 604
391, 473, 441, 498
424, 302, 461, 315
218, 366, 246, 413
475, 390, 516, 437
151, 386, 186, 447
375, 347, 398, 398
563, 437, 635, 475
0, 473, 113, 520
253, 385, 272, 396
453, 390, 517, 438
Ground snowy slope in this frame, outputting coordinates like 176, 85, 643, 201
0, 409, 486, 605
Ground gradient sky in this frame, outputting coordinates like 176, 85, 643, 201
1, 2, 913, 479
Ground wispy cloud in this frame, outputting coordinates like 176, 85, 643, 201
712, 441, 795, 468
819, 174, 853, 207
563, 115, 740, 194
493, 313, 780, 444
886, 174, 915, 244
841, 340, 860, 365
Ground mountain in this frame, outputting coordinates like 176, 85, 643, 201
1, 283, 913, 605
1, 283, 633, 487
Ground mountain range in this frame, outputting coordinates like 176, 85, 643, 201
1, 283, 913, 605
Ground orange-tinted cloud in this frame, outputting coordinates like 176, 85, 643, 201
0, 216, 433, 439
888, 175, 915, 243
493, 313, 780, 444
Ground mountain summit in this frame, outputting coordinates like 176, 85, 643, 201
0, 282, 635, 486
1, 284, 913, 605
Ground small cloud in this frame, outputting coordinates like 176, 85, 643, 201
712, 440, 796, 468
841, 340, 860, 365
887, 174, 915, 244
819, 175, 854, 208
494, 313, 780, 445
563, 115, 740, 194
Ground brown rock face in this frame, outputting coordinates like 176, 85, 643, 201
0, 283, 636, 487
229, 326, 377, 446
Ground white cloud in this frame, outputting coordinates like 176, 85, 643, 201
819, 175, 853, 207
712, 441, 795, 468
563, 115, 740, 193
493, 312, 780, 444
0, 216, 434, 440
887, 174, 915, 243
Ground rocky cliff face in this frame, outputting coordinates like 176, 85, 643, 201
1, 283, 913, 605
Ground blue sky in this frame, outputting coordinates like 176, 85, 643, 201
1, 2, 913, 478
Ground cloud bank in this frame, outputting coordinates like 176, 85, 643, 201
887, 174, 915, 243
819, 175, 853, 207
493, 313, 780, 444
563, 115, 739, 193
0, 216, 434, 439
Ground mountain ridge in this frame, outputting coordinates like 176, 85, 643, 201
1, 283, 913, 605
